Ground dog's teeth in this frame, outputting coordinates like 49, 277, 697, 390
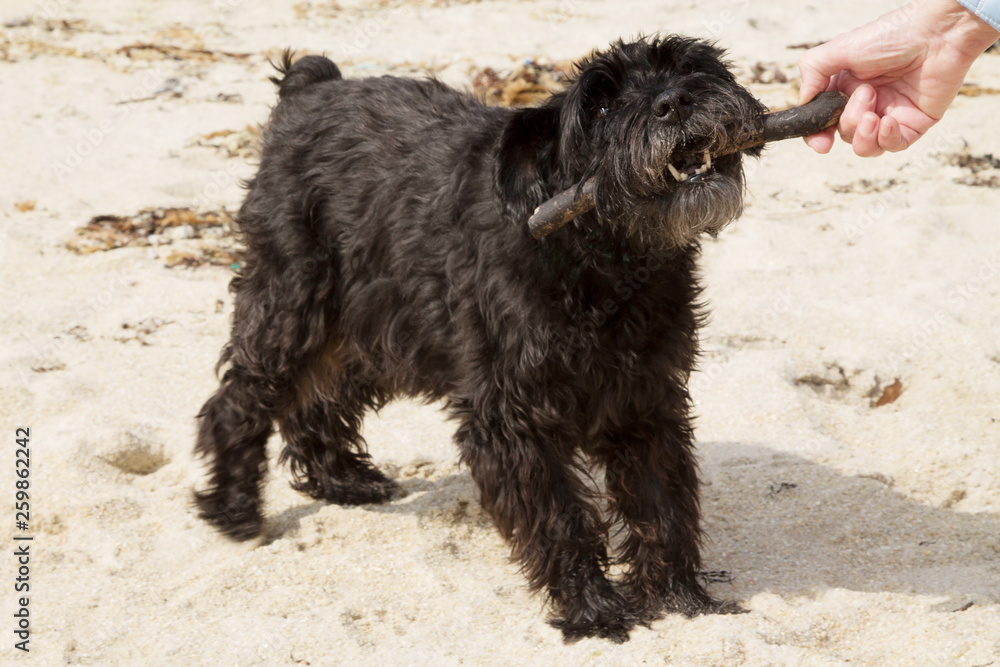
667, 163, 683, 182
704, 150, 712, 169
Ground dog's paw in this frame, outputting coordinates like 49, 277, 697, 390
323, 475, 400, 505
293, 463, 401, 506
193, 487, 263, 541
548, 584, 639, 644
667, 594, 746, 618
550, 614, 634, 644
630, 581, 746, 624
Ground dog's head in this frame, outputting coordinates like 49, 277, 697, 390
495, 35, 765, 249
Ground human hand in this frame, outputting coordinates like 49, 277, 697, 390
798, 0, 999, 156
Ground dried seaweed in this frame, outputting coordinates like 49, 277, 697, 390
117, 43, 252, 62
2, 17, 93, 32
31, 360, 65, 373
9, 40, 81, 59
958, 83, 1000, 97
829, 178, 901, 194
945, 151, 1000, 172
114, 317, 174, 345
164, 245, 242, 269
66, 208, 243, 269
941, 148, 1000, 188
189, 125, 261, 159
956, 174, 1000, 188
470, 60, 573, 107
1, 18, 249, 65
748, 61, 790, 85
0, 18, 101, 62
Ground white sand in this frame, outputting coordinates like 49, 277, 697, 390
2, 0, 999, 664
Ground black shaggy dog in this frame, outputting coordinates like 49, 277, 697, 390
194, 35, 765, 643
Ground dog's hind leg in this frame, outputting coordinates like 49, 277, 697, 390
455, 410, 638, 643
600, 405, 742, 621
277, 373, 398, 505
193, 274, 290, 540
193, 239, 341, 539
193, 365, 275, 540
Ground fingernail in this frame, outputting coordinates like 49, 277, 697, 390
859, 114, 878, 136
858, 86, 875, 104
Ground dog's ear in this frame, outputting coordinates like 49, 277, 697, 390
557, 66, 619, 163
494, 106, 560, 225
494, 64, 619, 227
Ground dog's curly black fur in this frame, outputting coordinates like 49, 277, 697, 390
193, 35, 765, 642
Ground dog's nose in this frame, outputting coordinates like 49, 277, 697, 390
653, 88, 693, 123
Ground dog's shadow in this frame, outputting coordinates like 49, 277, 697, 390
266, 468, 487, 544
697, 441, 999, 610
268, 442, 999, 610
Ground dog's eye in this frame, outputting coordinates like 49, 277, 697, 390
595, 106, 609, 119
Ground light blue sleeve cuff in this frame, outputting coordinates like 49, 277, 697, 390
956, 0, 1000, 31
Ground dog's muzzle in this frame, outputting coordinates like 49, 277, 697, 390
526, 91, 848, 239
666, 148, 713, 183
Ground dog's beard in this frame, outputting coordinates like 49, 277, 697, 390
595, 151, 747, 250
584, 84, 762, 250
632, 164, 745, 248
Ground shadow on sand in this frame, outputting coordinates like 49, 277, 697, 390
267, 440, 999, 610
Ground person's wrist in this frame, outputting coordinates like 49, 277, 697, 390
951, 0, 1000, 35
923, 0, 1000, 56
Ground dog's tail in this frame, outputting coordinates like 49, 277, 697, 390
270, 49, 341, 99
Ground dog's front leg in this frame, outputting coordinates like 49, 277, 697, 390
601, 407, 743, 622
455, 412, 637, 643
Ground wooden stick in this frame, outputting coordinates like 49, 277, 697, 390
527, 91, 848, 239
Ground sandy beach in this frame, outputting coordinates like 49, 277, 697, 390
2, 0, 999, 664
